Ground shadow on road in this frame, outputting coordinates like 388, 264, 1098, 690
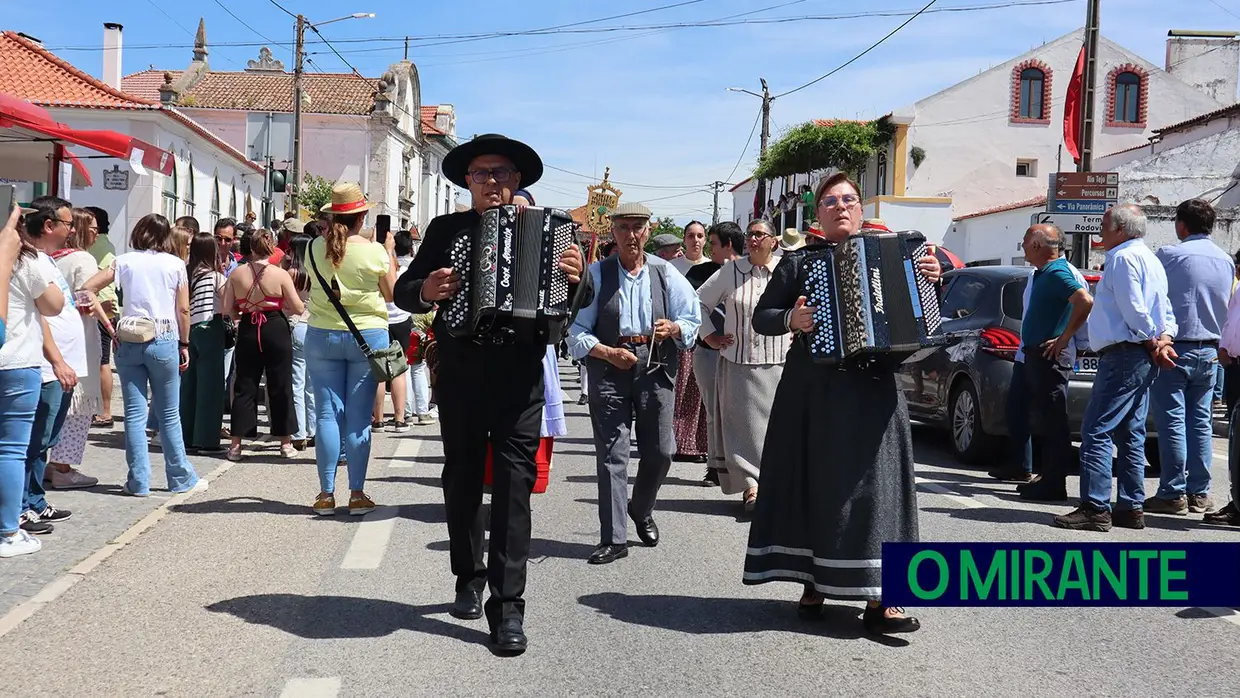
206, 594, 489, 645
578, 592, 909, 646
562, 475, 704, 488
426, 537, 597, 560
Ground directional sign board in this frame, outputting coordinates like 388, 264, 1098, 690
1053, 172, 1118, 188
1047, 171, 1118, 215
1049, 199, 1111, 214
1032, 211, 1102, 236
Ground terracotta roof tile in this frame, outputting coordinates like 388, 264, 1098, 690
0, 31, 154, 109
421, 105, 444, 135
122, 69, 377, 114
954, 194, 1047, 221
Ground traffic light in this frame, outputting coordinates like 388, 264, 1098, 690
270, 168, 288, 193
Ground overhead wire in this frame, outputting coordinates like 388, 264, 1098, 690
724, 108, 763, 184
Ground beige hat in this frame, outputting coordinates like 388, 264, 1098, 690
282, 218, 305, 234
780, 228, 806, 251
610, 201, 652, 220
320, 181, 375, 214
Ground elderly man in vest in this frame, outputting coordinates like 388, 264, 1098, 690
568, 202, 701, 565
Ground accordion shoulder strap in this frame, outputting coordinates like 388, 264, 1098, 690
307, 238, 375, 356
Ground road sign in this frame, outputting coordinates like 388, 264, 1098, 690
1053, 172, 1118, 187
1033, 211, 1102, 235
1052, 185, 1118, 200
1049, 199, 1111, 214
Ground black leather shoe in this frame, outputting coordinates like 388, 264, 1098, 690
491, 618, 528, 655
862, 606, 921, 634
628, 503, 660, 547
587, 543, 629, 565
450, 588, 483, 620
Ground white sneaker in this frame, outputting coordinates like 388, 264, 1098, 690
417, 413, 437, 426
0, 530, 42, 558
46, 468, 99, 490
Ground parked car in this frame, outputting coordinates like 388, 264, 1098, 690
897, 265, 1159, 466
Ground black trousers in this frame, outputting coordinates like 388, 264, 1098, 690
1024, 353, 1073, 480
231, 311, 295, 438
437, 338, 544, 628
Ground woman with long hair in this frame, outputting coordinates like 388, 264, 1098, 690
283, 233, 315, 449
306, 183, 396, 516
82, 214, 202, 497
742, 172, 941, 635
222, 228, 304, 461
180, 232, 228, 454
45, 208, 112, 489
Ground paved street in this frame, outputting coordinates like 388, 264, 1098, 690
1, 362, 1238, 697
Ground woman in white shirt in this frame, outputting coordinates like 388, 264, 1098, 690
180, 232, 228, 455
694, 219, 792, 514
0, 207, 64, 559
83, 214, 203, 497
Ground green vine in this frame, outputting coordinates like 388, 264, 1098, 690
910, 145, 926, 168
754, 116, 895, 180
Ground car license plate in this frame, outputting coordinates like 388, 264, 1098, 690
1075, 356, 1099, 374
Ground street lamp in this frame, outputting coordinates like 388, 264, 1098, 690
289, 10, 374, 211
727, 79, 773, 216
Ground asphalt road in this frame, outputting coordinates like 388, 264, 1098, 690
0, 362, 1237, 697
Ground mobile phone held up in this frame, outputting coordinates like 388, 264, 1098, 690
376, 214, 391, 244
0, 184, 15, 219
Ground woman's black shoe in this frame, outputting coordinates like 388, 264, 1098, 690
862, 606, 921, 634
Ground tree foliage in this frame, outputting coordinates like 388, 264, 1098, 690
300, 174, 336, 215
753, 118, 895, 180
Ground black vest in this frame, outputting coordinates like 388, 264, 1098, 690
594, 254, 678, 379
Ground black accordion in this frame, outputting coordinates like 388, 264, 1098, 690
441, 205, 576, 339
800, 231, 944, 364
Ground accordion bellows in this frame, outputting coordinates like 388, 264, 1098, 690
442, 205, 576, 338
801, 231, 944, 364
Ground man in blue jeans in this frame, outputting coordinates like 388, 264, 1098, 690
1054, 204, 1176, 532
1148, 199, 1233, 515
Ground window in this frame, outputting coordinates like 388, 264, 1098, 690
1114, 71, 1141, 123
162, 160, 179, 220
1001, 278, 1028, 320
209, 170, 221, 226
229, 180, 237, 219
876, 152, 888, 197
1016, 159, 1037, 178
182, 153, 196, 217
857, 167, 866, 200
1018, 68, 1045, 119
1009, 256, 1028, 266
939, 277, 990, 320
245, 187, 253, 217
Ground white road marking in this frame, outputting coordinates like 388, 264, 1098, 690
280, 677, 341, 698
915, 477, 987, 509
1213, 451, 1228, 464
1196, 607, 1240, 627
340, 507, 398, 570
0, 460, 237, 640
386, 430, 426, 469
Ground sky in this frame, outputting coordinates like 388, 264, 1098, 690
5, 0, 1238, 222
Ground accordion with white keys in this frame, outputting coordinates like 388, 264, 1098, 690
800, 231, 944, 364
441, 204, 576, 339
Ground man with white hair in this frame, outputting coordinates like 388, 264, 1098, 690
1054, 204, 1176, 532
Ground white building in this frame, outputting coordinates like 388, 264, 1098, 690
0, 29, 266, 253
121, 19, 460, 231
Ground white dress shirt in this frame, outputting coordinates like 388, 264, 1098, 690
1087, 238, 1177, 350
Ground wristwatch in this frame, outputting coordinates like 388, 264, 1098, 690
179, 340, 190, 348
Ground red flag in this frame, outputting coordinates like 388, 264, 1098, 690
1063, 45, 1086, 164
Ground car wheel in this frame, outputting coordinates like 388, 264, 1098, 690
949, 378, 997, 465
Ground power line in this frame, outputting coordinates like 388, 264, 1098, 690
214, 0, 281, 46
725, 107, 763, 184
775, 0, 941, 98
267, 0, 297, 19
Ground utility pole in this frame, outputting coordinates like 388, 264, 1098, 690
1073, 0, 1101, 269
404, 36, 409, 60
757, 77, 771, 218
711, 181, 723, 225
290, 14, 306, 213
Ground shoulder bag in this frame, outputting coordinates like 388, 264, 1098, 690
307, 240, 408, 383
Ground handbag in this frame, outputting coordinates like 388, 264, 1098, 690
115, 316, 158, 344
307, 241, 409, 383
220, 314, 237, 349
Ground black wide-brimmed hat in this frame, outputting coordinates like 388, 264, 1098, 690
442, 133, 543, 189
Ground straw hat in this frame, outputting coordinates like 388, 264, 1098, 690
780, 228, 806, 251
860, 218, 892, 233
320, 182, 375, 214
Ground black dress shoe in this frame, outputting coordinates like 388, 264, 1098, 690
450, 588, 483, 620
628, 504, 660, 547
491, 619, 528, 655
587, 543, 629, 565
862, 606, 921, 634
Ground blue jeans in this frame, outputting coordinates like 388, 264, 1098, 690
0, 368, 40, 535
291, 322, 316, 441
116, 335, 199, 494
305, 326, 385, 493
1214, 362, 1225, 402
410, 361, 430, 416
23, 381, 72, 513
1151, 343, 1217, 499
1078, 344, 1157, 512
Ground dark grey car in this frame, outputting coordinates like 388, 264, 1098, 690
897, 266, 1159, 466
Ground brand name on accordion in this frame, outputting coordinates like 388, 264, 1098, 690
870, 266, 885, 315
500, 225, 514, 288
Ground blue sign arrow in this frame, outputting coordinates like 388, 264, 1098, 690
1053, 199, 1112, 214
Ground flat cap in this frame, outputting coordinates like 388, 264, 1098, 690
610, 201, 652, 220
652, 233, 682, 249
282, 218, 305, 234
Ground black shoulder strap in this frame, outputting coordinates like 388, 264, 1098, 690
307, 238, 374, 355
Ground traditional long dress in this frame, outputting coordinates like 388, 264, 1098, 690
49, 249, 103, 466
695, 256, 790, 495
742, 242, 919, 601
670, 257, 711, 459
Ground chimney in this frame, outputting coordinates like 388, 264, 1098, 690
102, 23, 123, 91
1166, 30, 1240, 103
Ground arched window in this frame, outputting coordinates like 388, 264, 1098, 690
876, 152, 888, 197
1114, 71, 1141, 123
229, 179, 237, 219
182, 153, 196, 217
209, 170, 221, 226
245, 187, 253, 217
162, 159, 179, 220
1019, 68, 1045, 120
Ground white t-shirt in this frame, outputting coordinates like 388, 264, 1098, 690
115, 251, 187, 322
0, 254, 56, 370
386, 256, 412, 325
39, 253, 89, 383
